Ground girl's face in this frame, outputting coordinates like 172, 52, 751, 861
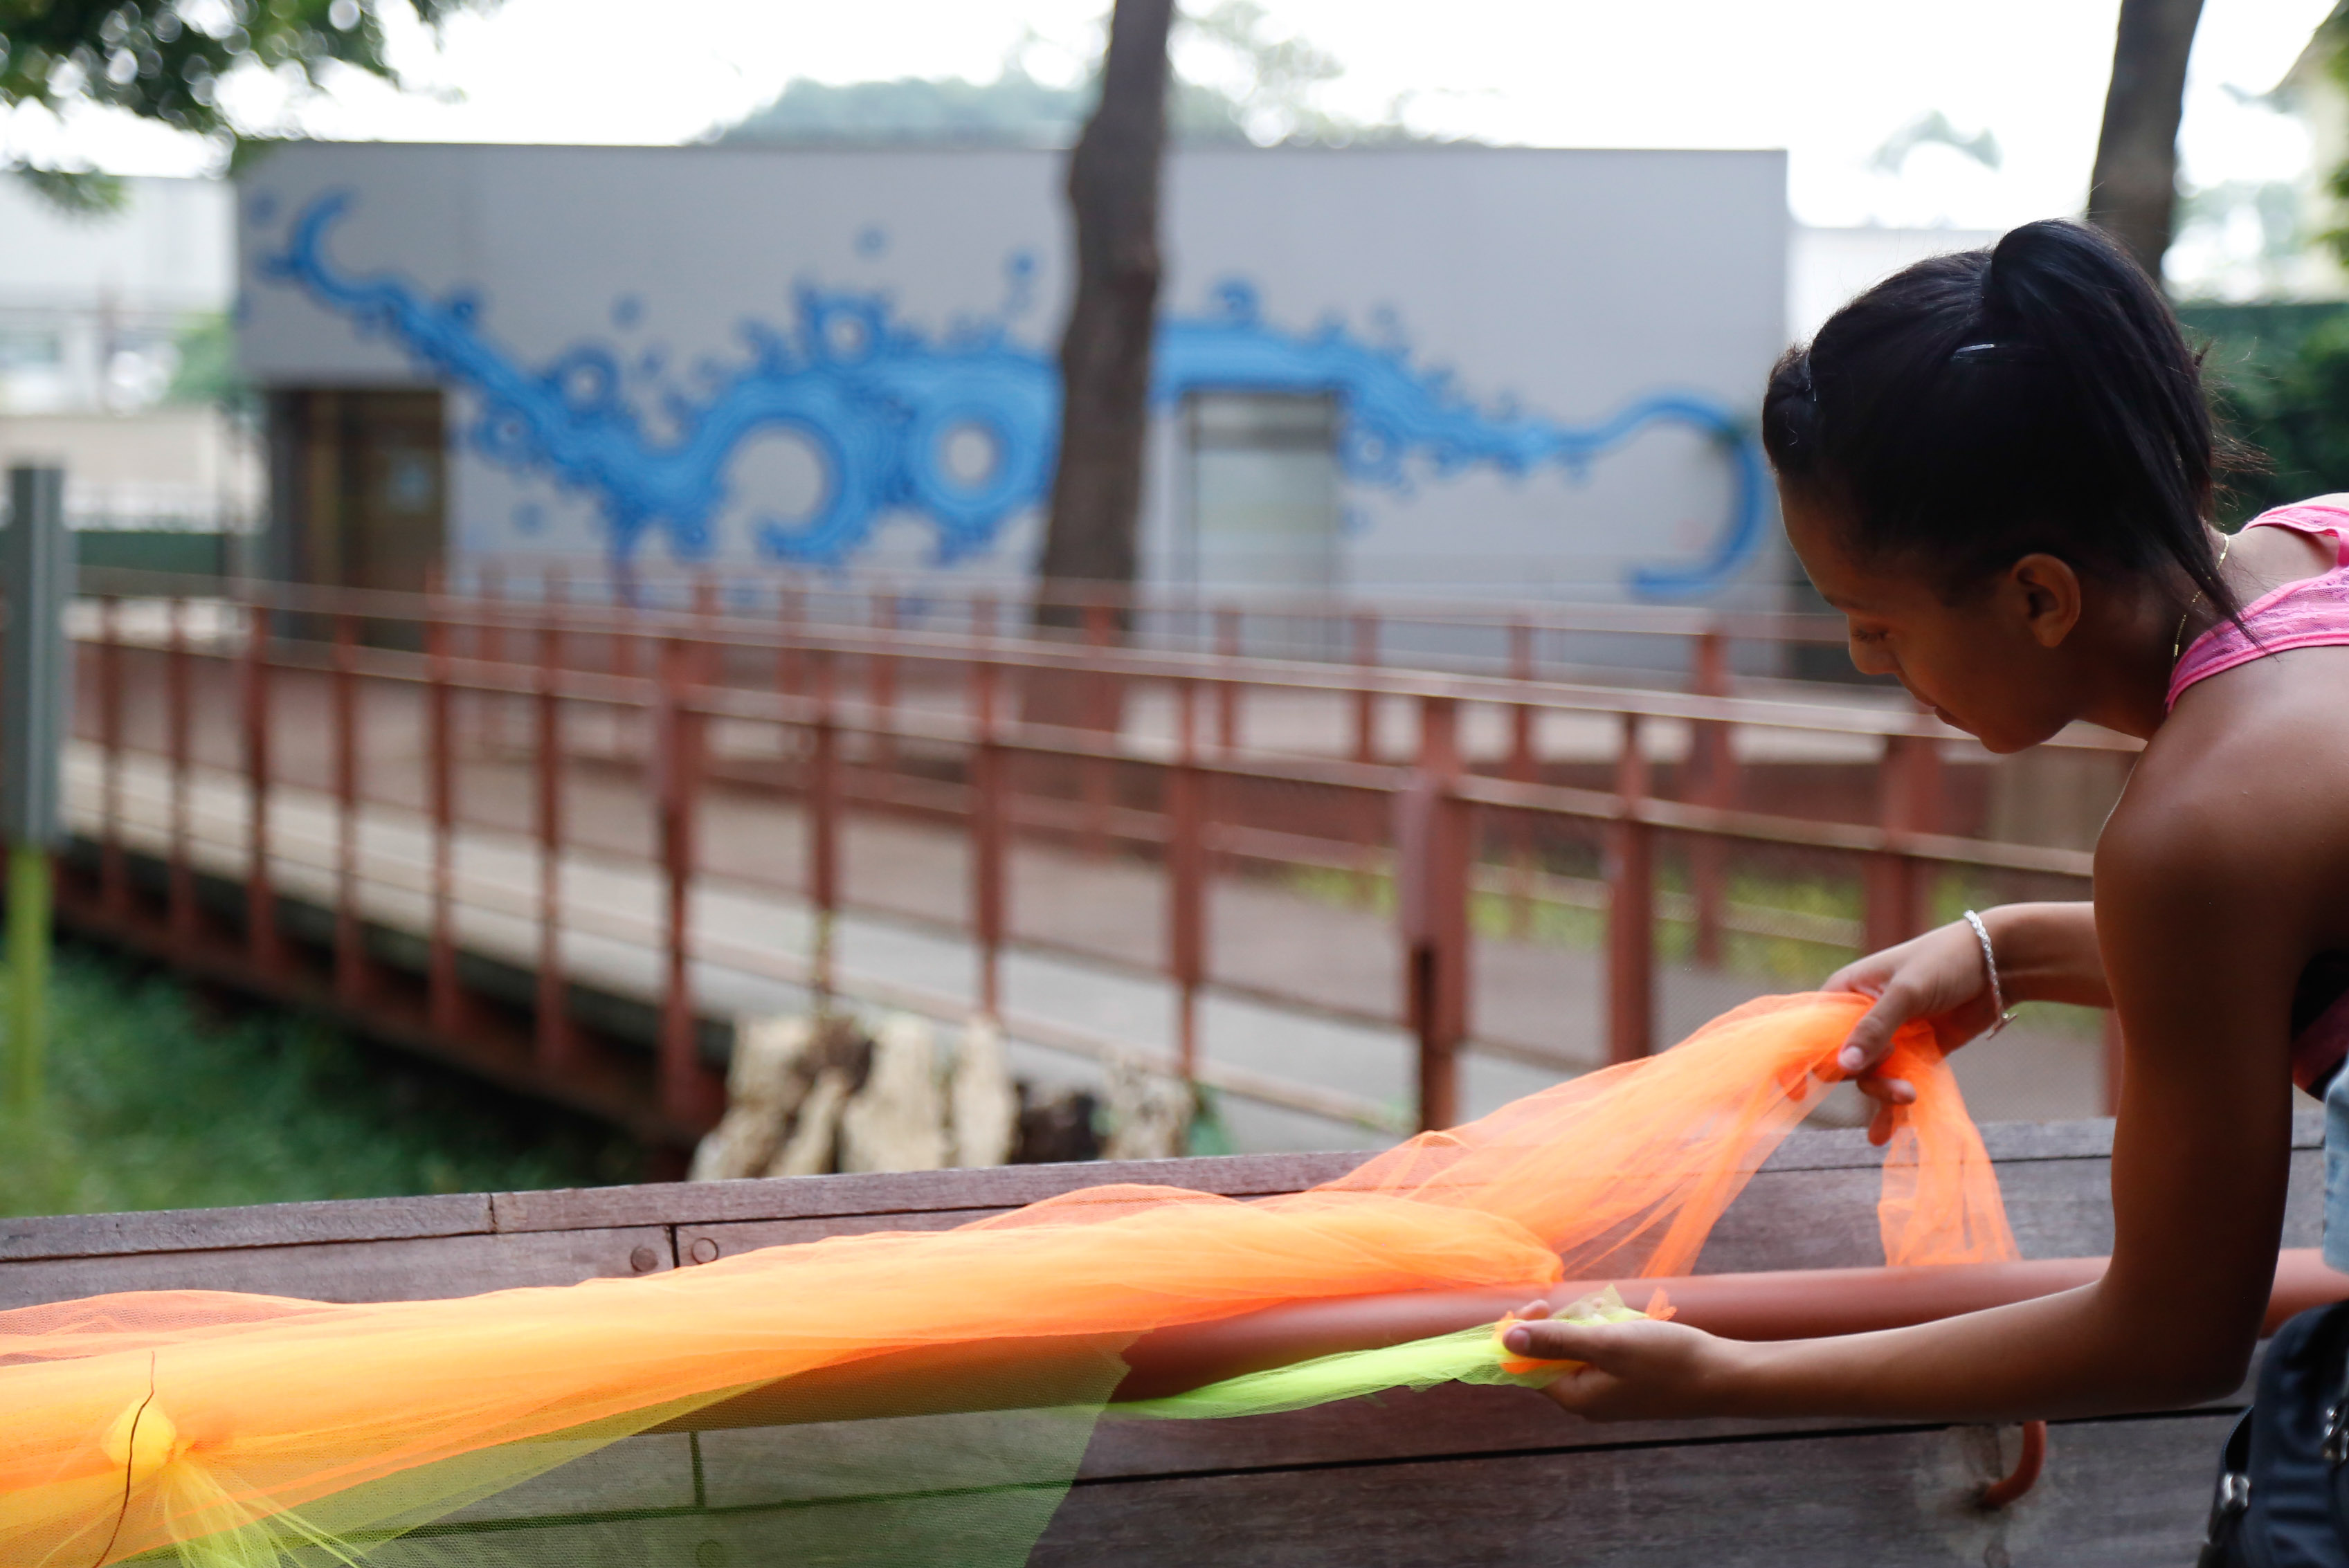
1780, 484, 2090, 754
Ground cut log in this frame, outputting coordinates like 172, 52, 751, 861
690, 1015, 815, 1180
838, 1014, 949, 1174
1102, 1056, 1191, 1161
951, 1017, 1020, 1169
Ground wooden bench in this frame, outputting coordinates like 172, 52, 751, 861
6, 1115, 2314, 1565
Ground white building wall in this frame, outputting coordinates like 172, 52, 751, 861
236, 141, 1791, 608
0, 175, 234, 414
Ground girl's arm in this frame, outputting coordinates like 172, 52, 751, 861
1507, 790, 2303, 1422
1829, 900, 2110, 1063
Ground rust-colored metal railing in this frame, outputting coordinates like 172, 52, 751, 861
466, 554, 1857, 686
47, 570, 2134, 1160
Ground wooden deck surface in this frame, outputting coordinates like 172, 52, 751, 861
4, 1115, 2310, 1565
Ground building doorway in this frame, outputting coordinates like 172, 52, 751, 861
1181, 391, 1340, 657
269, 388, 445, 595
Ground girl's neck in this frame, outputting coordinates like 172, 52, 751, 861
2096, 524, 2324, 740
2081, 565, 2210, 741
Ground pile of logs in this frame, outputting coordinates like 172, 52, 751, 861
690, 1013, 1193, 1179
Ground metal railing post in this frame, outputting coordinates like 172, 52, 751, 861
165, 596, 195, 951
971, 655, 1006, 1024
1866, 732, 1941, 953
242, 599, 279, 971
478, 563, 504, 754
656, 632, 716, 1125
777, 583, 804, 696
1400, 695, 1467, 1131
809, 648, 840, 1006
870, 590, 898, 777
426, 604, 462, 1034
332, 612, 370, 1001
1081, 601, 1115, 859
1169, 678, 1207, 1083
1690, 628, 1736, 967
1215, 606, 1241, 753
98, 596, 127, 916
1607, 712, 1656, 1064
535, 617, 571, 1069
1505, 620, 1537, 938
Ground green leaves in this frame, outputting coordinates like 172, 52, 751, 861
5, 0, 495, 206
2189, 303, 2349, 522
11, 164, 125, 214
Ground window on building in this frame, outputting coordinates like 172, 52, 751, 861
0, 330, 64, 370
1182, 392, 1340, 590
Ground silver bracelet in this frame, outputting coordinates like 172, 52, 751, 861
1963, 909, 2017, 1038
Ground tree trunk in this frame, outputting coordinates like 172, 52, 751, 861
1035, 0, 1176, 636
2086, 0, 2206, 286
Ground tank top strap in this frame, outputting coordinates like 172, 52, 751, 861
2242, 500, 2349, 565
2166, 499, 2349, 710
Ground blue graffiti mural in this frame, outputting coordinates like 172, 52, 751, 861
257, 190, 1763, 596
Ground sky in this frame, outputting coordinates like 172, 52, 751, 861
4, 0, 2337, 240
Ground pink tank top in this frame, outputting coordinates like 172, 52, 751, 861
2166, 500, 2349, 710
2166, 500, 2349, 1093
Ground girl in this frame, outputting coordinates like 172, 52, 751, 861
1503, 219, 2349, 1424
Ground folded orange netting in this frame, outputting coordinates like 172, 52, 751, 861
0, 992, 2010, 1567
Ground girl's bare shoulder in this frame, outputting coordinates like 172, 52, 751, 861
2104, 647, 2349, 920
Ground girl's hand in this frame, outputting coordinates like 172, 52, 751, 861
1824, 919, 2004, 1146
1503, 1300, 1750, 1421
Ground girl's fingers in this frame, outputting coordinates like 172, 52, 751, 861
1836, 986, 1915, 1076
1515, 1300, 1553, 1321
1855, 1076, 1916, 1106
1822, 956, 1887, 995
1502, 1320, 1611, 1362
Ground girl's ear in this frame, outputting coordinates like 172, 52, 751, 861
2006, 553, 2084, 648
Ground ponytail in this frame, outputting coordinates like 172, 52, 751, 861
1763, 219, 2235, 619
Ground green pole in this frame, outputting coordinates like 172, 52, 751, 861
6, 842, 44, 1113
5, 464, 68, 1118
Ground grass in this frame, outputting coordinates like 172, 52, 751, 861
1287, 859, 1867, 987
1285, 857, 2109, 1033
0, 942, 638, 1219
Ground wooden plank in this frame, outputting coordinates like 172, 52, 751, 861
401, 1473, 1074, 1563
435, 1434, 698, 1524
392, 1413, 2235, 1566
0, 1225, 673, 1311
489, 1151, 1364, 1235
1034, 1414, 2236, 1568
5, 1111, 2314, 1261
673, 1210, 1009, 1261
0, 1193, 491, 1264
698, 1407, 1106, 1510
664, 1144, 2323, 1279
1697, 1147, 2323, 1273
1086, 1381, 1969, 1479
1081, 1355, 2260, 1481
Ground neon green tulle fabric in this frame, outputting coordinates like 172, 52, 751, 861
1114, 1287, 1665, 1420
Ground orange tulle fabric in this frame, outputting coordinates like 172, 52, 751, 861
0, 992, 2013, 1565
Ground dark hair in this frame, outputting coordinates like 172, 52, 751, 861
1763, 219, 2235, 619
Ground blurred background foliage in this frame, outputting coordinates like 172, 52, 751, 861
0, 943, 633, 1218
717, 1, 1440, 150
3, 0, 491, 210
2186, 6, 2349, 521
2186, 300, 2349, 521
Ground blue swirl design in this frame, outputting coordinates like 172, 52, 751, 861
260, 190, 1763, 596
